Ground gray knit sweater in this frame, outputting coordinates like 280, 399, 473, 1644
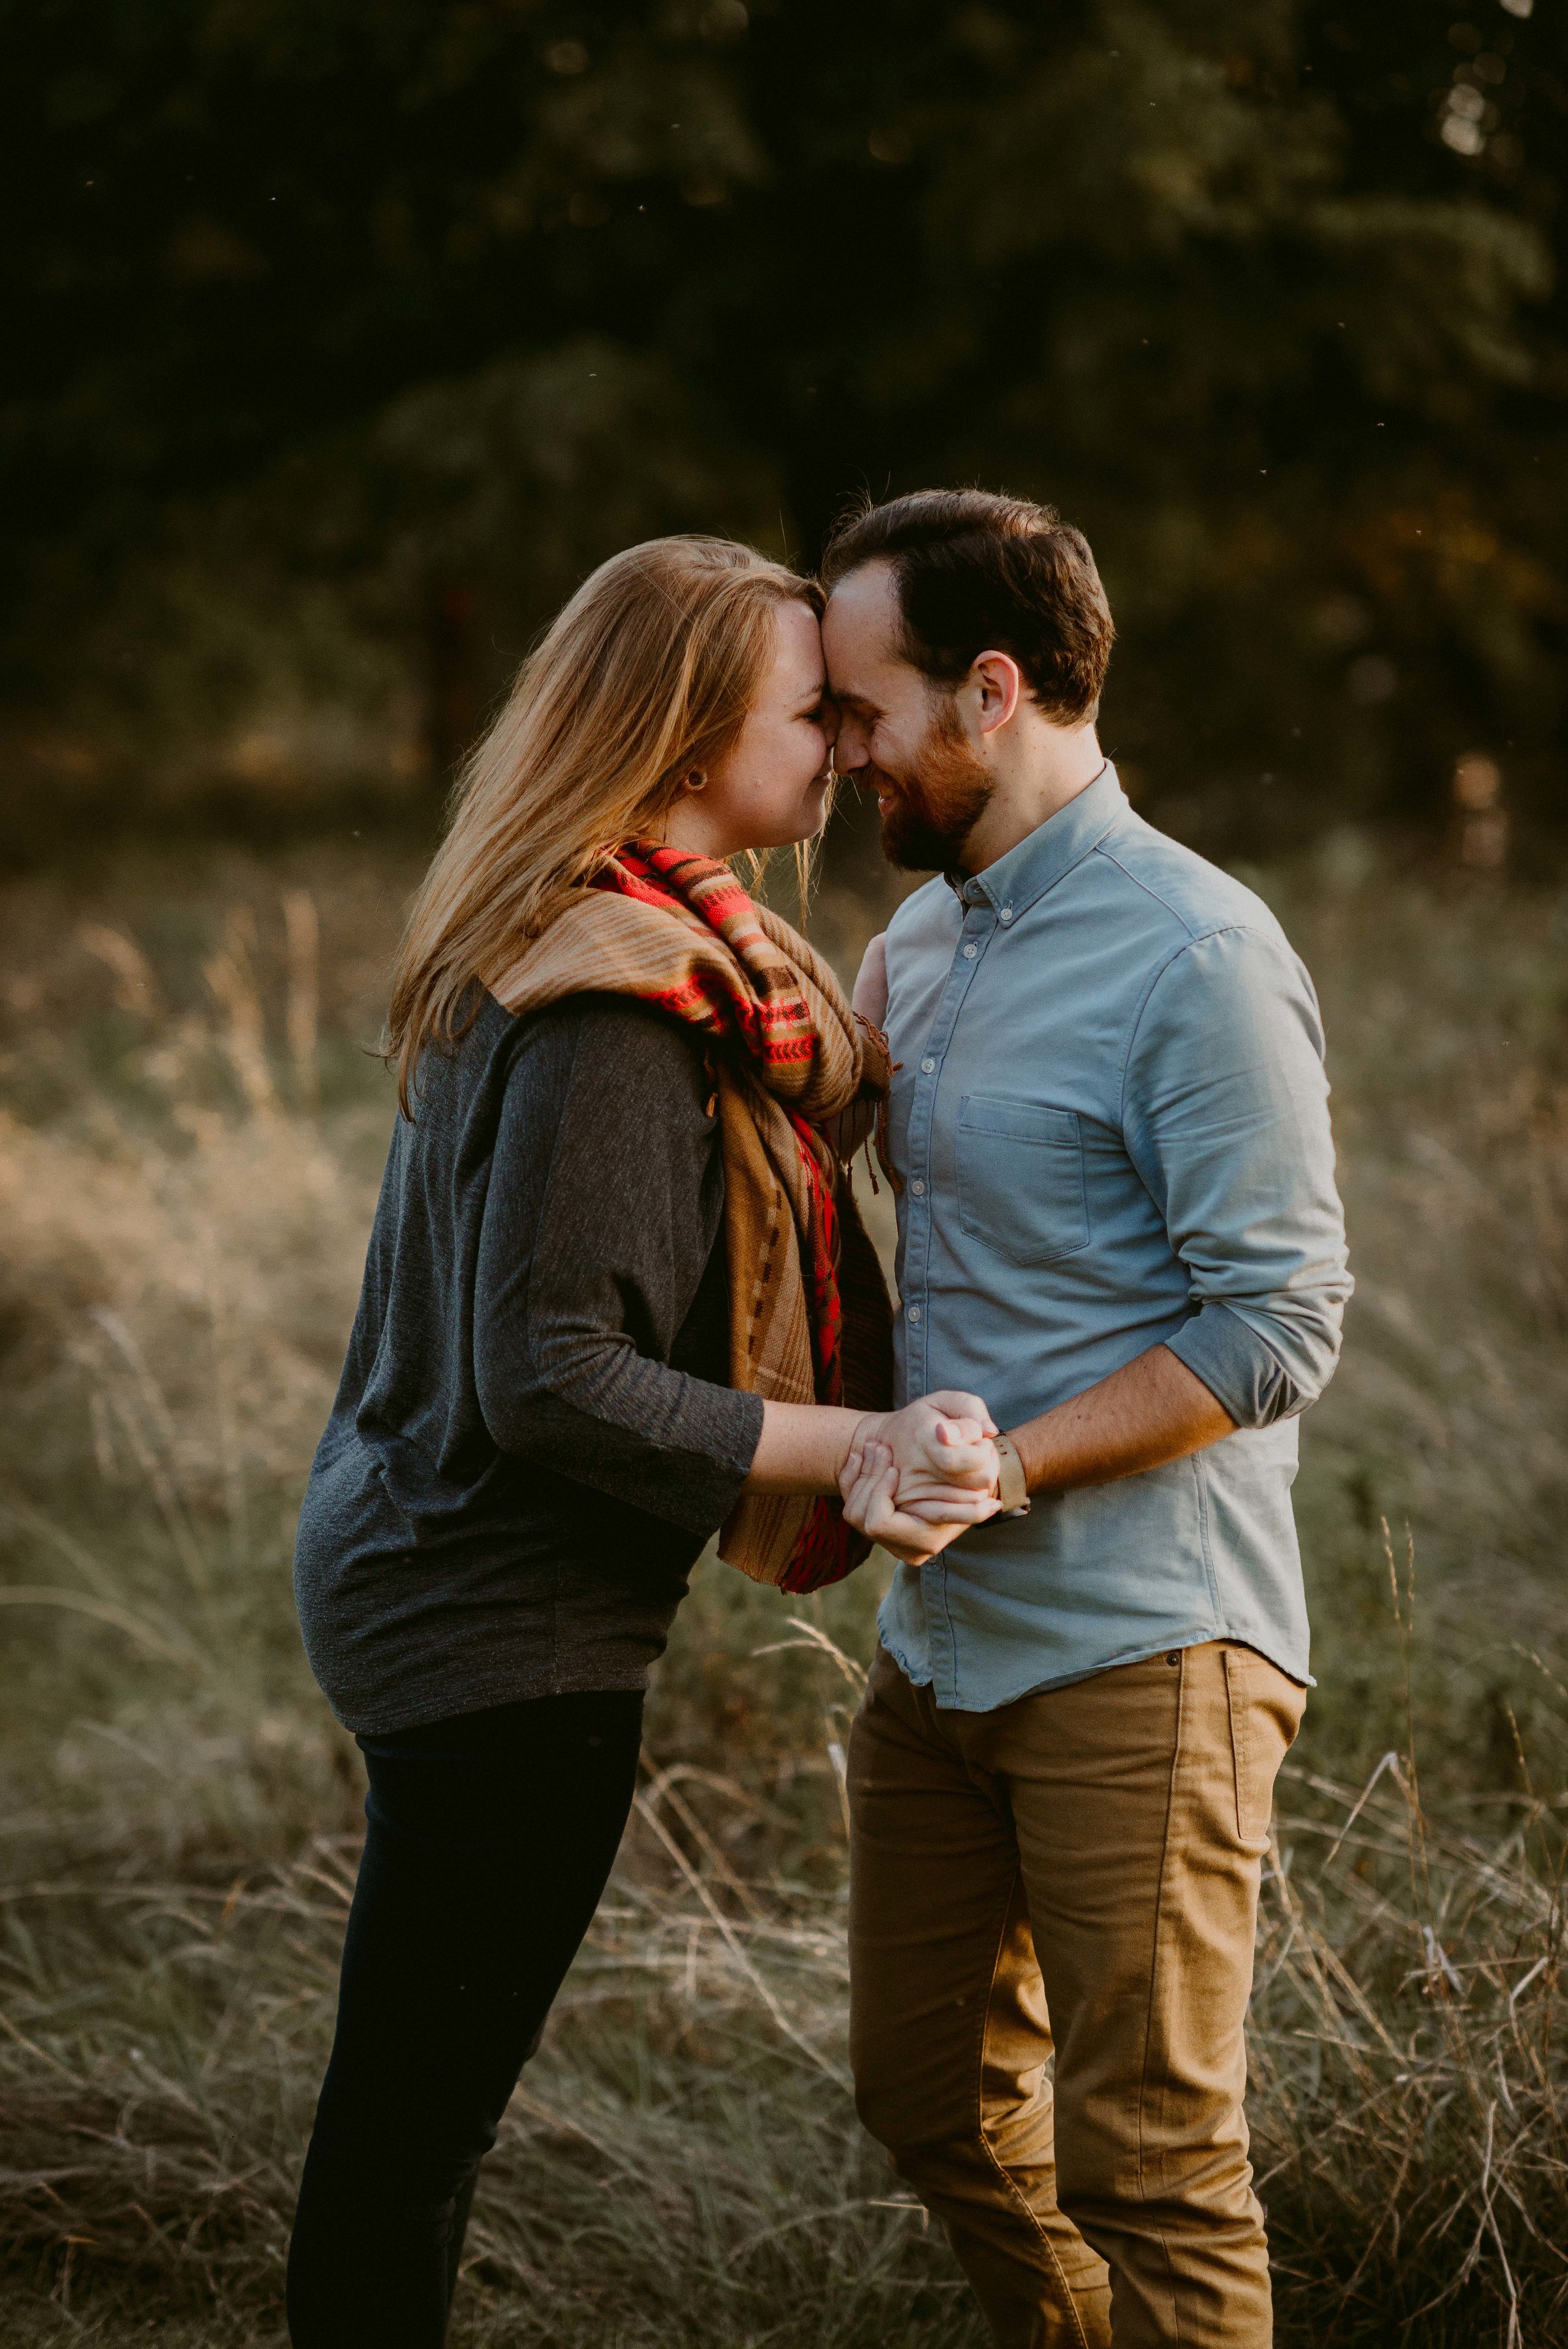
294, 990, 765, 1734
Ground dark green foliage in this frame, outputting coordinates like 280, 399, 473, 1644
3, 1, 1565, 852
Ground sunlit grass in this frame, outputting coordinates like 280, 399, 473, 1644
1, 837, 1566, 2344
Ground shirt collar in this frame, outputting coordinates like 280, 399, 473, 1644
946, 761, 1127, 921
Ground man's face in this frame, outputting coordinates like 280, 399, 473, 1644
822, 562, 993, 870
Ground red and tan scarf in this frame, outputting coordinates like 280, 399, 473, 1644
489, 842, 893, 1592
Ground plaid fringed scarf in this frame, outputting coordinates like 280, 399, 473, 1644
488, 842, 894, 1593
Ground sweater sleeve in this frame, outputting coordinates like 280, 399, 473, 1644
472, 996, 763, 1533
1120, 925, 1352, 1426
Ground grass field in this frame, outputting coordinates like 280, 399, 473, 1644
1, 827, 1565, 2344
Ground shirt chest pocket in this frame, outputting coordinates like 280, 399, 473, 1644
955, 1096, 1090, 1267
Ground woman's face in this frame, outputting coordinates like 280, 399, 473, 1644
666, 600, 837, 859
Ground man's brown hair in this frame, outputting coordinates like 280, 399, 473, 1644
820, 488, 1113, 724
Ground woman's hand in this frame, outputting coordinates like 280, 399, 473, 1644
852, 932, 889, 1029
839, 1438, 1000, 1565
854, 1390, 998, 1495
746, 1392, 998, 1503
839, 1390, 1002, 1564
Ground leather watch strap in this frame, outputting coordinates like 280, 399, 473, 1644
994, 1432, 1031, 1518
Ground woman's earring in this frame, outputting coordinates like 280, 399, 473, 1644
685, 769, 707, 793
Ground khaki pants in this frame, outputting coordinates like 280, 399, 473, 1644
846, 1640, 1303, 2349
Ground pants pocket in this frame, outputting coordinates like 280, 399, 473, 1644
1222, 1646, 1302, 1844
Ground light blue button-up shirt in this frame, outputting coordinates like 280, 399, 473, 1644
878, 763, 1351, 1710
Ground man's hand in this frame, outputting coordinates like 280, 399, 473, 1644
839, 1390, 1002, 1564
855, 1390, 999, 1496
839, 1437, 999, 1566
745, 1391, 998, 1501
852, 932, 889, 1028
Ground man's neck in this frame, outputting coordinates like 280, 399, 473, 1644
962, 724, 1106, 874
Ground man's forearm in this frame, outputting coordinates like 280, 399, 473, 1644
1009, 1343, 1236, 1495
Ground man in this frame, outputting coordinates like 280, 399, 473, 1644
822, 489, 1351, 2348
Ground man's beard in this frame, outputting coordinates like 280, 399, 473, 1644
876, 698, 994, 872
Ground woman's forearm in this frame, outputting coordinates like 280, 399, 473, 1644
743, 1401, 869, 1496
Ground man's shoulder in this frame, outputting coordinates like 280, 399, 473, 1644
885, 874, 960, 952
1090, 814, 1289, 955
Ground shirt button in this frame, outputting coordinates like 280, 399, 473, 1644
921, 1056, 936, 1073
1000, 907, 1014, 925
910, 1179, 926, 1197
906, 1304, 922, 1322
962, 942, 978, 959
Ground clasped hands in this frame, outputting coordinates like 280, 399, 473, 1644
839, 1393, 1003, 1565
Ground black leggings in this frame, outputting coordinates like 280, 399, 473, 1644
286, 1688, 645, 2348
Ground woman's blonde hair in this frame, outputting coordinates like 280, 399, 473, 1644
387, 534, 823, 1114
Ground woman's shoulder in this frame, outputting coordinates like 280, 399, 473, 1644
510, 989, 700, 1052
506, 991, 711, 1103
408, 990, 693, 1120
497, 995, 717, 1186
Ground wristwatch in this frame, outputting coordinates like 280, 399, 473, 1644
994, 1432, 1032, 1518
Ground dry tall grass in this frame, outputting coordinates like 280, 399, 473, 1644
1, 836, 1565, 2345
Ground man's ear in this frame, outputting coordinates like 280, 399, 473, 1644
971, 650, 1024, 735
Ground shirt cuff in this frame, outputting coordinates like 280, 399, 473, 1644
673, 1385, 767, 1532
1165, 1302, 1301, 1428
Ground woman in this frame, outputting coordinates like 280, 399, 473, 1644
286, 535, 1000, 2348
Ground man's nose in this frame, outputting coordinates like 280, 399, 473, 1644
833, 718, 870, 774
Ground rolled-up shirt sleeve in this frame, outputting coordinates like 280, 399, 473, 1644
472, 998, 763, 1531
1120, 925, 1351, 1426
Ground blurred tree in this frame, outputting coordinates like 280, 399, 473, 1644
2, 0, 1563, 852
